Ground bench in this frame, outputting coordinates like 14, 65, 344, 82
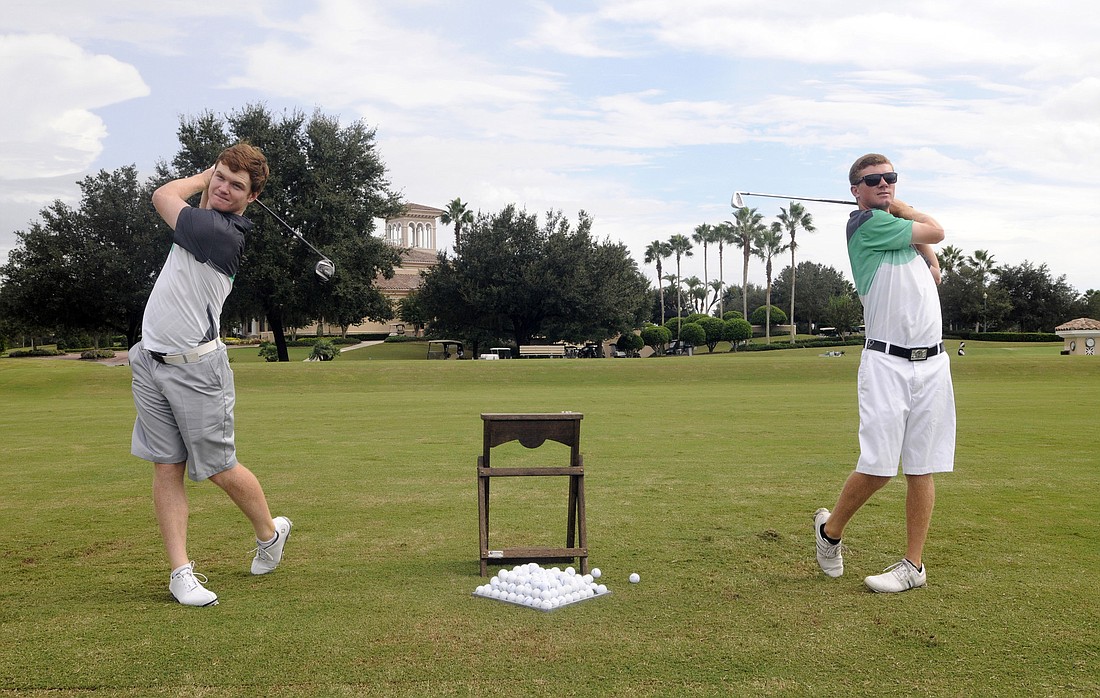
518, 345, 567, 358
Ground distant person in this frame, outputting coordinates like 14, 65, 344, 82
957, 341, 966, 356
814, 153, 956, 593
130, 143, 292, 607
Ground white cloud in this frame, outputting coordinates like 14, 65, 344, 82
227, 0, 561, 113
0, 0, 264, 54
517, 2, 633, 58
0, 34, 148, 179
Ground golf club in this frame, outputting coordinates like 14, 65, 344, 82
253, 199, 336, 282
732, 191, 856, 208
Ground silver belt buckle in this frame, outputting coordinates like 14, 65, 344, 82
909, 347, 928, 361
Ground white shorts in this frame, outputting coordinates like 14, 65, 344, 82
130, 341, 237, 481
855, 349, 956, 476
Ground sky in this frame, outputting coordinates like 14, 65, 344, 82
2, 0, 1099, 295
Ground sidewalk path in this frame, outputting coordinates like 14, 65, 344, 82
339, 340, 386, 353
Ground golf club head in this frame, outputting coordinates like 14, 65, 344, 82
315, 258, 335, 282
732, 192, 745, 208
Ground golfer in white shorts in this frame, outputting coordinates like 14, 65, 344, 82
814, 153, 956, 593
131, 143, 292, 607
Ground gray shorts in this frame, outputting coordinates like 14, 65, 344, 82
130, 340, 237, 481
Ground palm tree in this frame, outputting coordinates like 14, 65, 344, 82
967, 249, 997, 332
683, 276, 704, 313
662, 273, 679, 297
692, 223, 715, 309
967, 249, 997, 286
754, 223, 790, 344
776, 202, 816, 343
938, 245, 964, 276
440, 197, 474, 248
714, 222, 735, 316
732, 207, 766, 319
667, 233, 694, 337
708, 279, 725, 313
644, 240, 674, 325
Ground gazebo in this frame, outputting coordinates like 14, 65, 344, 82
1054, 318, 1100, 356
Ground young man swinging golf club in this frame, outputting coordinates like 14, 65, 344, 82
130, 143, 292, 606
814, 153, 956, 593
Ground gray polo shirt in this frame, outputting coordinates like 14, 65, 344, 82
141, 207, 249, 353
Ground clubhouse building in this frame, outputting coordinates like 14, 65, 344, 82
251, 203, 444, 339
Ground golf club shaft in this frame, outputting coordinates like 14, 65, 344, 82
733, 191, 856, 208
254, 200, 332, 260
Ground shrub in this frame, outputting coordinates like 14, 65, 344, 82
722, 310, 745, 321
80, 349, 116, 360
950, 331, 1060, 342
222, 336, 255, 346
724, 318, 753, 351
751, 305, 787, 327
615, 332, 644, 356
663, 316, 704, 334
258, 342, 279, 362
640, 324, 672, 355
309, 339, 339, 361
8, 348, 66, 357
679, 322, 706, 347
696, 316, 727, 352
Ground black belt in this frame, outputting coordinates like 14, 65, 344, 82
865, 339, 944, 361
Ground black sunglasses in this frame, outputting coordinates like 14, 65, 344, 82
855, 172, 898, 186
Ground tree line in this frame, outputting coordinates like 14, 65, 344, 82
3, 101, 1098, 357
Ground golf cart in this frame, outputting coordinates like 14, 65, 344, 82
427, 339, 464, 360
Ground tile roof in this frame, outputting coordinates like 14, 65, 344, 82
1055, 317, 1100, 331
375, 274, 423, 292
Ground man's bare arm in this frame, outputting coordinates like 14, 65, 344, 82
891, 198, 944, 284
890, 198, 944, 244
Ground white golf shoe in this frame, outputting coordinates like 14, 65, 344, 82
169, 562, 218, 607
251, 516, 293, 575
864, 560, 927, 593
814, 508, 844, 578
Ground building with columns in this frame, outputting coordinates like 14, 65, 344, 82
267, 203, 445, 339
384, 203, 445, 251
319, 203, 444, 336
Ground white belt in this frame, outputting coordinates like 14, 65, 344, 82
149, 339, 222, 365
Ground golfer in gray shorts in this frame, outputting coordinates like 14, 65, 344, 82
131, 143, 292, 607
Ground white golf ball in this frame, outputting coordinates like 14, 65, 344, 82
591, 568, 602, 579
629, 572, 640, 583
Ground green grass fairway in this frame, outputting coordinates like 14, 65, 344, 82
2, 345, 1098, 695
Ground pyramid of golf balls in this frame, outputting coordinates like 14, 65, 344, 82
474, 563, 610, 610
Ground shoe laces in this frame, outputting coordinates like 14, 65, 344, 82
175, 562, 209, 590
817, 533, 846, 558
882, 561, 916, 584
249, 531, 279, 562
